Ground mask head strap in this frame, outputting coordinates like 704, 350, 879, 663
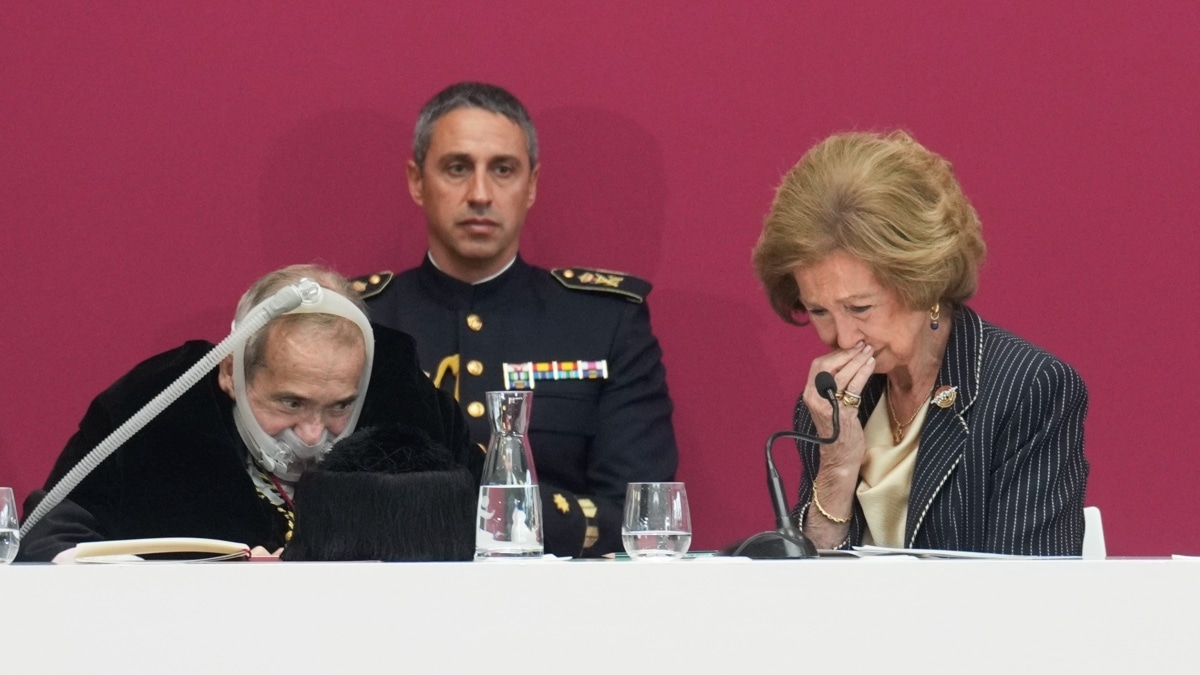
230, 279, 375, 478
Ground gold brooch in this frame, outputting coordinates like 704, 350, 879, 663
932, 385, 958, 409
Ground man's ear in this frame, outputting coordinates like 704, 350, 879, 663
406, 159, 425, 207
526, 163, 539, 209
217, 355, 236, 401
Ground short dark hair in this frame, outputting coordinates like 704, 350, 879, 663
412, 81, 538, 169
282, 424, 476, 562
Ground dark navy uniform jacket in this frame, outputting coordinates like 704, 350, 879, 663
360, 255, 679, 557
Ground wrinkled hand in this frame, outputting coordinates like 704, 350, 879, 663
802, 341, 875, 473
797, 342, 876, 545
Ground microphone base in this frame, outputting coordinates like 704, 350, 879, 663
716, 528, 819, 559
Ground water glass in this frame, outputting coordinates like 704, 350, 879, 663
622, 482, 691, 560
1, 487, 19, 564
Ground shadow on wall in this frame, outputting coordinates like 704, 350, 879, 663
651, 288, 785, 549
526, 106, 665, 278
257, 108, 419, 278
133, 110, 427, 422
527, 106, 782, 548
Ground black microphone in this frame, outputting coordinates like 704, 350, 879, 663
815, 371, 838, 406
718, 371, 841, 559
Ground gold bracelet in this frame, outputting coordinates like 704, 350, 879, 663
812, 484, 850, 524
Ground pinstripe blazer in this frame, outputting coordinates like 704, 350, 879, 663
789, 305, 1089, 556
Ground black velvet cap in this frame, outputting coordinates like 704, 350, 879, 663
283, 423, 476, 562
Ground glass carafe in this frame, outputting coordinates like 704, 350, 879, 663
475, 390, 543, 559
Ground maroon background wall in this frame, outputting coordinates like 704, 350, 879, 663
3, 2, 1198, 555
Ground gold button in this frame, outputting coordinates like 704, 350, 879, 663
467, 401, 485, 417
467, 360, 484, 376
466, 314, 483, 331
563, 269, 575, 279
369, 274, 381, 284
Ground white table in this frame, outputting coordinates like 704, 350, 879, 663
2, 557, 1195, 673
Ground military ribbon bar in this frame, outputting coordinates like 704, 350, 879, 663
503, 360, 609, 390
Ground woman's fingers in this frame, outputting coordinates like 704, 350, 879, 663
840, 344, 875, 398
804, 343, 876, 419
816, 343, 872, 395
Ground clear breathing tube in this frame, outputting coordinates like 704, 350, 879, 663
20, 279, 320, 538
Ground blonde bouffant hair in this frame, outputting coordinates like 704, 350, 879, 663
752, 130, 986, 324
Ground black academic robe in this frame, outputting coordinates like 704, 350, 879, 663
17, 324, 474, 562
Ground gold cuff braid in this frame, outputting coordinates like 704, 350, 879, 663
578, 498, 599, 549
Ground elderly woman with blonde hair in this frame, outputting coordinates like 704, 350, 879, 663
752, 131, 1088, 555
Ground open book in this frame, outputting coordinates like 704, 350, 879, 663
71, 537, 251, 563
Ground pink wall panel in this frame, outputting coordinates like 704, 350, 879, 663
2, 1, 1197, 555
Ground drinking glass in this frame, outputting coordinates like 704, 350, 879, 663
1, 487, 19, 564
622, 482, 691, 560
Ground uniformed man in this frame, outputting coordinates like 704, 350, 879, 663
356, 81, 678, 558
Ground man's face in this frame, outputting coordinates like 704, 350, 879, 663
408, 107, 538, 283
220, 322, 365, 446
